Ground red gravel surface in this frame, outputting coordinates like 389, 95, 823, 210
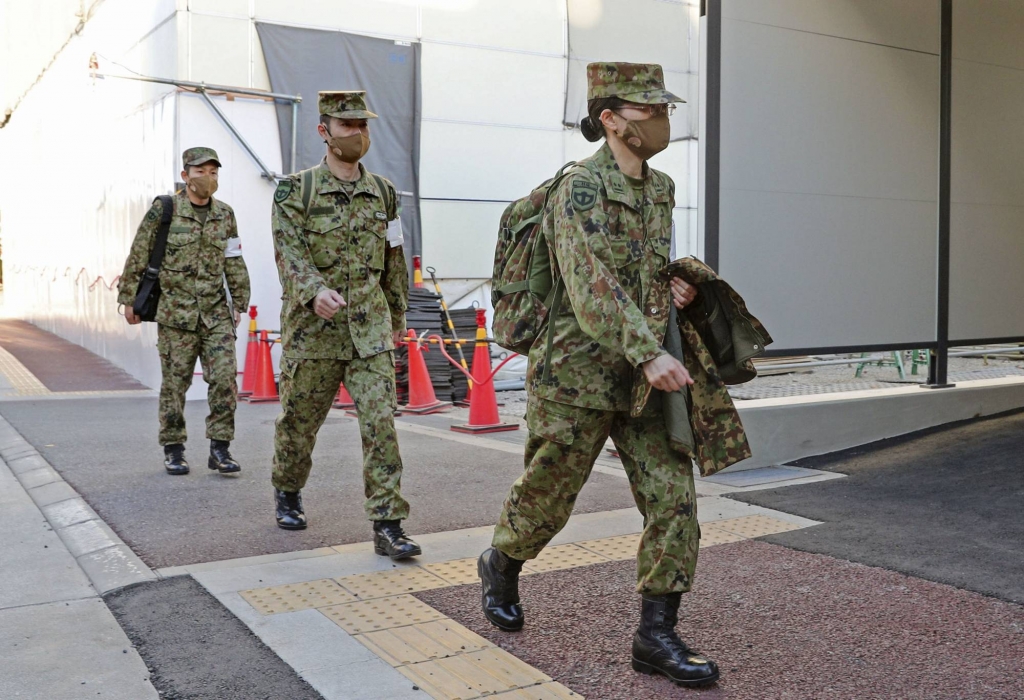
0, 319, 148, 391
416, 540, 1024, 700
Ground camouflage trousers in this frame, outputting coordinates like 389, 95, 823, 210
272, 352, 410, 521
157, 323, 237, 445
492, 395, 699, 595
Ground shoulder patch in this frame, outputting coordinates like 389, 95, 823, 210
570, 178, 599, 212
145, 206, 160, 222
274, 179, 293, 203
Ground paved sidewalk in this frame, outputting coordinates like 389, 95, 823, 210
0, 419, 158, 700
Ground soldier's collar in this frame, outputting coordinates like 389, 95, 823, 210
591, 144, 670, 210
175, 191, 226, 221
316, 160, 380, 199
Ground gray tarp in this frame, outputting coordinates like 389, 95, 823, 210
256, 22, 422, 256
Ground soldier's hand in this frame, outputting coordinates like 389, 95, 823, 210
124, 305, 141, 325
233, 310, 241, 327
670, 277, 698, 309
393, 330, 406, 346
313, 289, 347, 320
642, 353, 693, 392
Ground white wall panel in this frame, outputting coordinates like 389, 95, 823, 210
720, 191, 937, 349
950, 61, 1024, 209
421, 43, 563, 128
189, 13, 251, 86
567, 0, 689, 71
949, 24, 1024, 341
420, 200, 507, 279
418, 121, 564, 201
949, 204, 1024, 342
722, 18, 938, 201
253, 0, 418, 39
953, 0, 1024, 70
189, 0, 249, 17
723, 0, 938, 54
718, 13, 940, 351
420, 0, 563, 55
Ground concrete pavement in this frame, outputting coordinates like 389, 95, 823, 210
0, 419, 158, 700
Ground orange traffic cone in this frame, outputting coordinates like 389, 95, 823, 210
239, 305, 259, 397
412, 255, 425, 289
401, 330, 451, 414
333, 383, 355, 409
246, 330, 279, 403
431, 310, 518, 434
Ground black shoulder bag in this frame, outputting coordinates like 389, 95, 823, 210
132, 195, 174, 322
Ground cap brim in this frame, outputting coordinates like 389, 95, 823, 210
618, 89, 686, 105
325, 110, 378, 119
184, 158, 222, 167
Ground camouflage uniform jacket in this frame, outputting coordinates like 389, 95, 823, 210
527, 142, 673, 412
661, 257, 773, 477
272, 160, 408, 360
118, 192, 250, 330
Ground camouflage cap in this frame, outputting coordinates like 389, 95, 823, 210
182, 147, 221, 168
586, 62, 685, 105
318, 91, 378, 119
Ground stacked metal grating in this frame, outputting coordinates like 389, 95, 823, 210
396, 288, 453, 403
445, 307, 480, 403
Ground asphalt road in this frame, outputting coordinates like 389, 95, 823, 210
105, 576, 323, 700
728, 410, 1024, 603
0, 397, 636, 568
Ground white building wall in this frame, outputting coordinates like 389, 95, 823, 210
1, 0, 700, 389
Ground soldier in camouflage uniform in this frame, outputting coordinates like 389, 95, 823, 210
119, 147, 250, 476
269, 91, 421, 560
479, 63, 720, 686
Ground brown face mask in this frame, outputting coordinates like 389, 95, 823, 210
327, 132, 371, 163
187, 174, 218, 199
618, 113, 671, 161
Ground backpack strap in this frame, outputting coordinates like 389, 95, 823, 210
133, 195, 173, 316
370, 172, 396, 221
300, 168, 315, 218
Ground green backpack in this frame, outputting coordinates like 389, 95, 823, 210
490, 162, 582, 355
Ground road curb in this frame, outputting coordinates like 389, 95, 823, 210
0, 415, 157, 594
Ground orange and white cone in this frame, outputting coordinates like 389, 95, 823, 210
400, 330, 451, 414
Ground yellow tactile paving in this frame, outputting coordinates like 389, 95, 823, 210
238, 578, 356, 614
713, 514, 801, 538
423, 557, 481, 586
320, 594, 445, 634
492, 682, 584, 698
356, 619, 493, 666
698, 523, 748, 547
337, 566, 449, 599
0, 346, 51, 396
522, 544, 610, 574
576, 533, 641, 561
398, 647, 551, 700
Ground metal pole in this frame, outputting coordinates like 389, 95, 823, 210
927, 0, 954, 389
290, 99, 299, 173
93, 71, 301, 103
703, 0, 722, 271
197, 89, 276, 181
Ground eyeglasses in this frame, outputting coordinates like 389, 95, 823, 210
615, 103, 677, 118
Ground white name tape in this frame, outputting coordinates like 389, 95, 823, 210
386, 217, 404, 248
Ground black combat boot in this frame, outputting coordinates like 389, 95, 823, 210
275, 489, 307, 530
208, 439, 241, 474
163, 444, 189, 475
631, 593, 719, 686
478, 547, 525, 631
373, 520, 422, 560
